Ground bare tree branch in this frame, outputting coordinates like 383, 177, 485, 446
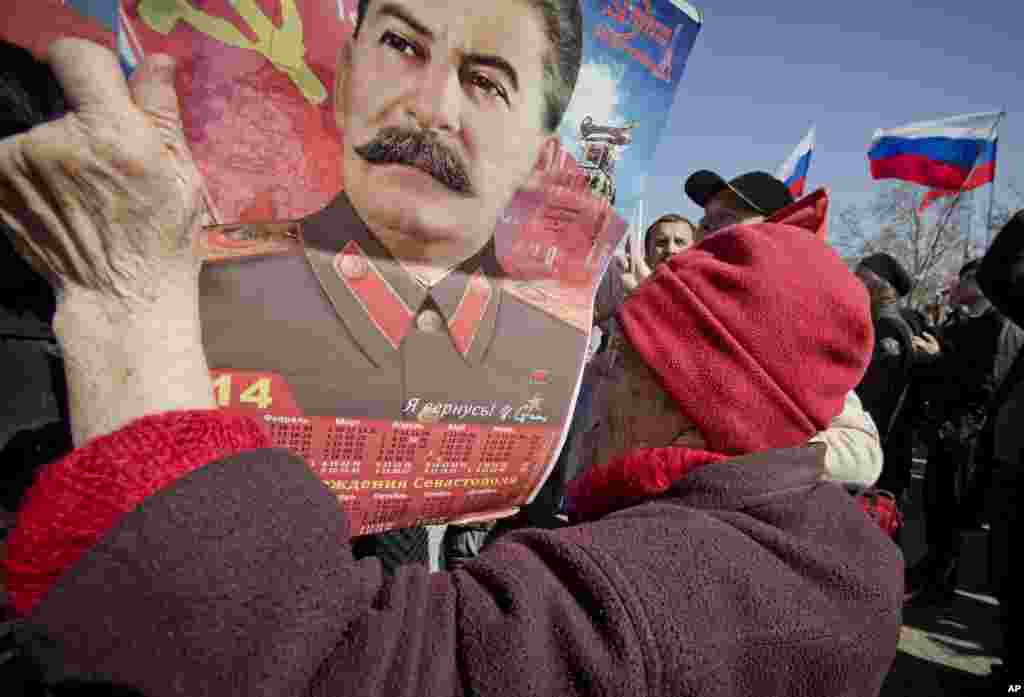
830, 182, 974, 307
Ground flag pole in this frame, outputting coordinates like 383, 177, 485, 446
963, 189, 973, 263
985, 111, 1006, 248
986, 175, 998, 248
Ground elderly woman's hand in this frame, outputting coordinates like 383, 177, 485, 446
0, 39, 204, 302
0, 39, 214, 444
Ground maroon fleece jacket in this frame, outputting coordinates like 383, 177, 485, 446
6, 411, 902, 697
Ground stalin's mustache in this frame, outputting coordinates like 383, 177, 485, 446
354, 127, 474, 196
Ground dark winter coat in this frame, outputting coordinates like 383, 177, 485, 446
978, 211, 1024, 468
916, 305, 1024, 448
4, 412, 902, 697
857, 303, 915, 441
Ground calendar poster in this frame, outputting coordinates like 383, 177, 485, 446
7, 0, 702, 534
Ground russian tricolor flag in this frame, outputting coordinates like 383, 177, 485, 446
918, 138, 999, 211
776, 126, 815, 199
868, 111, 1002, 191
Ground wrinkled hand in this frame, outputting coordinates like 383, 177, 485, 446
912, 332, 941, 356
0, 39, 214, 445
0, 39, 205, 307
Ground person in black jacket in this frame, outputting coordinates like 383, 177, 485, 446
975, 210, 1024, 689
905, 259, 1024, 608
0, 41, 73, 533
854, 253, 916, 503
896, 305, 936, 463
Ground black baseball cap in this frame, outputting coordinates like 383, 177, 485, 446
685, 170, 795, 216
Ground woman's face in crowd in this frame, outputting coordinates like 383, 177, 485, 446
582, 324, 704, 467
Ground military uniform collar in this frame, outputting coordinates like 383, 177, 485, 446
301, 192, 501, 366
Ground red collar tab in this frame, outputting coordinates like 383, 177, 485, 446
333, 240, 415, 350
448, 270, 493, 356
333, 241, 494, 356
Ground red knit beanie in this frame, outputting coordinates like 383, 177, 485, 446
617, 218, 873, 455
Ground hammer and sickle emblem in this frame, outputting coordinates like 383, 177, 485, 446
137, 0, 327, 104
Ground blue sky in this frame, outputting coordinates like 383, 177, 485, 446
639, 0, 1022, 235
68, 0, 1021, 239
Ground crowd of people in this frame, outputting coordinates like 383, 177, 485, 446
0, 0, 1021, 694
851, 237, 1024, 691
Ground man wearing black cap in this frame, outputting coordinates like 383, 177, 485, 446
854, 253, 917, 502
682, 170, 884, 487
684, 170, 795, 240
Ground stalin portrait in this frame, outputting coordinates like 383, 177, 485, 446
199, 0, 588, 428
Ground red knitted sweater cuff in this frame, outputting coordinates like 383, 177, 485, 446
2, 410, 271, 616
